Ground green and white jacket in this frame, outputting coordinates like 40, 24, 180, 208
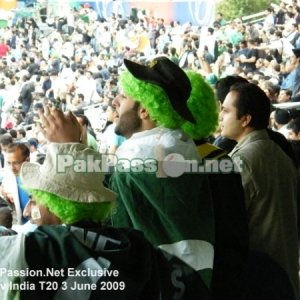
110, 127, 215, 288
0, 224, 211, 300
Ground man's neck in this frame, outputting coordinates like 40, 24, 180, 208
235, 127, 255, 143
126, 121, 157, 139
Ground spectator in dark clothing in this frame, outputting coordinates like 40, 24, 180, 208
275, 2, 287, 25
287, 117, 300, 168
239, 39, 259, 72
18, 76, 34, 114
27, 57, 40, 75
42, 72, 52, 95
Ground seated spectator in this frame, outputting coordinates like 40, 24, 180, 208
281, 48, 300, 98
278, 89, 292, 103
0, 143, 30, 225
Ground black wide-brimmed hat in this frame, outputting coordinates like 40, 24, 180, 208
124, 57, 196, 123
292, 48, 300, 58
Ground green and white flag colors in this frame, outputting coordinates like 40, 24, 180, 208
0, 225, 211, 299
110, 170, 215, 288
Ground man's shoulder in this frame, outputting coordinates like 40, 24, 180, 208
232, 137, 275, 160
232, 132, 297, 173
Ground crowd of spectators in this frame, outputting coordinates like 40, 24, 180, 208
0, 1, 299, 178
0, 1, 299, 298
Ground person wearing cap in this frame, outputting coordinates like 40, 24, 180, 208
219, 82, 299, 300
0, 142, 211, 300
281, 48, 300, 98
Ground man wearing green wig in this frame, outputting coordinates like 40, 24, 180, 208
23, 57, 249, 299
0, 141, 212, 299
109, 57, 249, 300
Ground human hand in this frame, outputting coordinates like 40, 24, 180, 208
0, 186, 14, 205
239, 55, 246, 63
38, 106, 82, 143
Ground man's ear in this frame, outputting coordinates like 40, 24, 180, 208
139, 107, 150, 120
241, 114, 252, 127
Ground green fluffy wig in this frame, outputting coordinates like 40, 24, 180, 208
29, 189, 114, 224
119, 70, 218, 139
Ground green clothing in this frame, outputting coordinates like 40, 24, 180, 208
110, 128, 215, 288
110, 170, 215, 288
87, 133, 98, 150
230, 129, 299, 300
0, 225, 211, 300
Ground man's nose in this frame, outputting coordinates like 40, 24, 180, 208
112, 95, 120, 108
219, 111, 223, 121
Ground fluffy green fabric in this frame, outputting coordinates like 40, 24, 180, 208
120, 70, 218, 139
29, 189, 114, 224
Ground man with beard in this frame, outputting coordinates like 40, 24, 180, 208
110, 57, 249, 300
37, 57, 249, 299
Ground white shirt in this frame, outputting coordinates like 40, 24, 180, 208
116, 127, 200, 161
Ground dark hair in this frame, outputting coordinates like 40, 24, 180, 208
17, 128, 26, 138
281, 89, 292, 97
77, 93, 84, 101
0, 134, 13, 146
215, 75, 248, 103
239, 40, 247, 47
264, 82, 280, 97
9, 129, 17, 139
0, 128, 7, 135
287, 118, 300, 134
74, 114, 97, 139
75, 114, 90, 127
0, 207, 13, 228
230, 82, 271, 130
6, 142, 30, 158
208, 27, 214, 34
170, 47, 177, 56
